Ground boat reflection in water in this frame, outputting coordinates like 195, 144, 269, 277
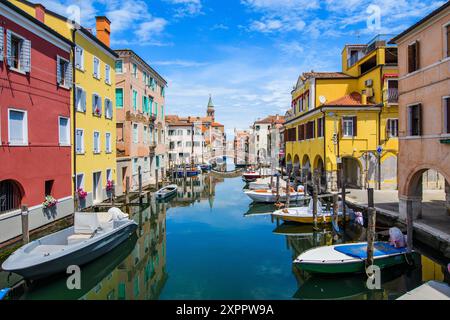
18, 200, 168, 300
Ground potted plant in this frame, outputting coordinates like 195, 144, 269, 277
94, 107, 101, 116
77, 188, 88, 200
42, 195, 58, 209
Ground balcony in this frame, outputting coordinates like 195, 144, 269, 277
347, 34, 397, 69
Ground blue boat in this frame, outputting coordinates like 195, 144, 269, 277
0, 288, 10, 300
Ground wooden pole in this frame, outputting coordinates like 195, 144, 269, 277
341, 179, 346, 221
138, 166, 142, 198
313, 185, 318, 230
367, 206, 376, 267
276, 174, 280, 202
155, 168, 159, 190
406, 200, 414, 253
286, 170, 291, 208
368, 188, 374, 208
110, 180, 115, 205
332, 193, 339, 227
21, 205, 29, 245
125, 177, 130, 205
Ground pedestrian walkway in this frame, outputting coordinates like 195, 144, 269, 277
345, 189, 450, 258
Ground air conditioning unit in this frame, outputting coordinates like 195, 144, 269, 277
365, 79, 373, 87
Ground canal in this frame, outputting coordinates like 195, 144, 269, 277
1, 172, 449, 300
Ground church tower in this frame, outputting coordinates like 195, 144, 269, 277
207, 95, 215, 122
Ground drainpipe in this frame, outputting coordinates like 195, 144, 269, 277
71, 27, 78, 211
378, 104, 382, 190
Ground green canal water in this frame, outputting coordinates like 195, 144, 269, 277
1, 173, 449, 300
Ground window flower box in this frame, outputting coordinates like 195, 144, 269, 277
42, 196, 58, 209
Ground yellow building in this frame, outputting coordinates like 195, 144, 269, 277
11, 0, 118, 207
285, 35, 399, 191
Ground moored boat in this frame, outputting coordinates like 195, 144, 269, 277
2, 208, 138, 280
155, 184, 178, 199
244, 187, 306, 203
242, 171, 261, 182
294, 242, 415, 274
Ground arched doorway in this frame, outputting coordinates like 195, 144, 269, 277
302, 155, 311, 183
405, 168, 449, 219
342, 157, 362, 188
293, 155, 300, 178
314, 155, 326, 190
0, 180, 24, 213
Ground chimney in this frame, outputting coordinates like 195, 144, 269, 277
96, 16, 111, 47
361, 91, 367, 105
35, 4, 45, 23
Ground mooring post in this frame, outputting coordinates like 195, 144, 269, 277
155, 168, 159, 190
406, 199, 414, 253
21, 205, 29, 245
332, 193, 339, 226
367, 206, 376, 267
368, 187, 374, 208
276, 174, 280, 202
286, 170, 291, 208
110, 180, 115, 205
341, 181, 346, 221
138, 166, 142, 199
125, 177, 130, 205
313, 185, 318, 230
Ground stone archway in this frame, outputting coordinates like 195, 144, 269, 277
402, 167, 450, 220
293, 155, 300, 178
314, 155, 326, 190
302, 155, 311, 182
342, 157, 363, 189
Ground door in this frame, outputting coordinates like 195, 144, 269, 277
93, 172, 102, 203
122, 167, 128, 192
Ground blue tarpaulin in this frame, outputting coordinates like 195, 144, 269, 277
334, 242, 407, 259
0, 288, 10, 300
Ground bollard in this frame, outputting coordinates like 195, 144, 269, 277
366, 207, 376, 267
406, 200, 414, 253
332, 194, 339, 226
21, 205, 29, 245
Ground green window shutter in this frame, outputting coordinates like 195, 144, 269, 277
149, 99, 153, 115
115, 89, 123, 108
155, 102, 158, 117
142, 96, 145, 112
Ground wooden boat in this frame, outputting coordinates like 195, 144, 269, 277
272, 200, 351, 224
244, 187, 306, 203
294, 242, 414, 274
199, 164, 212, 172
242, 171, 261, 182
176, 168, 200, 177
2, 209, 138, 280
155, 184, 178, 199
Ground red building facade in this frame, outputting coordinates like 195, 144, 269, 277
0, 1, 73, 243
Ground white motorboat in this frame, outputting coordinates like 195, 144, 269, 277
244, 187, 306, 203
155, 184, 178, 199
2, 208, 138, 280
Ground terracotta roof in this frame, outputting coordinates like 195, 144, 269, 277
255, 115, 286, 124
303, 72, 353, 79
324, 92, 374, 106
212, 122, 224, 127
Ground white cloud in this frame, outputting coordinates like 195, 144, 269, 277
154, 60, 209, 67
165, 0, 203, 17
135, 18, 168, 41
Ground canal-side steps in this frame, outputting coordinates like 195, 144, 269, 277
397, 281, 450, 300
345, 193, 450, 259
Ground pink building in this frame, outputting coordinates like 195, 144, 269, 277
390, 2, 450, 219
114, 49, 167, 194
0, 1, 73, 243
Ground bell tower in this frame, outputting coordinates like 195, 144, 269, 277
207, 95, 215, 122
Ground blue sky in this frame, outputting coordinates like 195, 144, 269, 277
37, 0, 445, 134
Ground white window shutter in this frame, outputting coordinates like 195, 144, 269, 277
66, 61, 73, 86
0, 27, 4, 62
21, 39, 31, 73
57, 56, 62, 84
82, 89, 86, 112
6, 30, 12, 66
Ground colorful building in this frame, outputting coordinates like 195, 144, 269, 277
284, 35, 399, 191
114, 49, 167, 195
0, 0, 73, 243
10, 0, 118, 208
390, 2, 450, 219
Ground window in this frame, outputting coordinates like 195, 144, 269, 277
149, 98, 154, 115
304, 91, 310, 110
408, 41, 420, 73
446, 24, 450, 58
142, 96, 148, 113
317, 117, 324, 138
59, 117, 70, 145
143, 126, 148, 143
298, 124, 304, 141
116, 123, 124, 142
75, 86, 86, 112
0, 27, 4, 62
105, 132, 111, 153
76, 173, 84, 190
306, 121, 315, 139
93, 56, 101, 79
143, 72, 147, 85
132, 63, 137, 78
161, 86, 165, 97
105, 64, 111, 85
92, 93, 102, 116
0, 180, 23, 214
93, 131, 100, 153
443, 97, 450, 134
408, 104, 422, 136
75, 129, 84, 154
105, 98, 113, 119
115, 60, 123, 73
387, 79, 399, 104
116, 88, 124, 108
342, 116, 357, 137
155, 102, 158, 117
6, 31, 31, 73
387, 119, 399, 138
57, 56, 72, 88
8, 109, 27, 145
132, 90, 138, 111
133, 123, 138, 143
75, 46, 84, 70
45, 180, 54, 197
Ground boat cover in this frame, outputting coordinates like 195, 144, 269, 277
0, 288, 10, 300
334, 242, 408, 259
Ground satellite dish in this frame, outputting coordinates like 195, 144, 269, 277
319, 96, 327, 104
